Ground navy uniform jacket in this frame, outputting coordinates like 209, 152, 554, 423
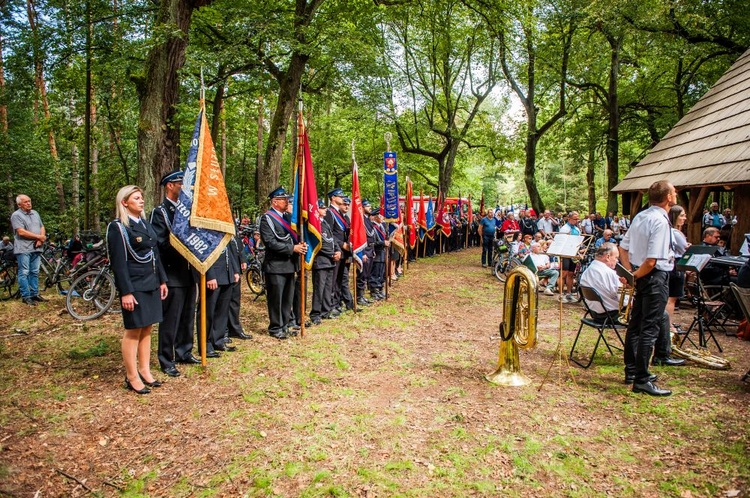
372, 221, 387, 263
325, 207, 350, 258
314, 218, 339, 270
205, 243, 240, 286
363, 217, 377, 258
150, 199, 194, 287
259, 209, 299, 274
107, 218, 167, 295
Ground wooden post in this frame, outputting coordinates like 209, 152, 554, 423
731, 185, 750, 254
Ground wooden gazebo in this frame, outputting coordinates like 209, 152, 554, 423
612, 49, 750, 250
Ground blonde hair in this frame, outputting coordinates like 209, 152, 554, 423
115, 185, 144, 227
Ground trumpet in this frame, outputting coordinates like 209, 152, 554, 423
618, 286, 635, 324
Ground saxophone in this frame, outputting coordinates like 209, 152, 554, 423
486, 266, 538, 386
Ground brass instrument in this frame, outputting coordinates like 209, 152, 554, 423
617, 286, 635, 324
670, 333, 731, 370
486, 266, 538, 386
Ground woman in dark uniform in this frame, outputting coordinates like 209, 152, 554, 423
107, 186, 168, 394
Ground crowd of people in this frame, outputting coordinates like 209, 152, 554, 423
5, 178, 746, 397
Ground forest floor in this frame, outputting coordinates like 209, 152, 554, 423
0, 247, 749, 497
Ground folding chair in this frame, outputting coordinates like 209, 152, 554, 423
729, 283, 750, 382
569, 286, 626, 369
681, 273, 725, 352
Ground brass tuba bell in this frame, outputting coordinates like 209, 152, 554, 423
486, 266, 538, 386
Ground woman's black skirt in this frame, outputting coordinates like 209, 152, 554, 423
122, 288, 163, 329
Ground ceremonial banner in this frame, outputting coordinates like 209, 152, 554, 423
350, 154, 368, 270
390, 211, 406, 258
171, 104, 234, 274
290, 111, 322, 270
406, 178, 416, 249
417, 192, 427, 242
467, 194, 473, 220
425, 194, 436, 239
479, 192, 485, 216
456, 192, 463, 216
436, 191, 452, 237
383, 152, 399, 222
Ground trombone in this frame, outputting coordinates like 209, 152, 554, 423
617, 285, 634, 324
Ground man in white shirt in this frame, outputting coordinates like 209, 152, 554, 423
619, 180, 677, 396
581, 213, 595, 235
537, 210, 555, 237
528, 243, 558, 295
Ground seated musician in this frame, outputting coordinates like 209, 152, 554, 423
594, 229, 617, 249
579, 243, 685, 367
699, 227, 729, 285
528, 242, 558, 296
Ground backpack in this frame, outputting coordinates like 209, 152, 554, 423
736, 319, 750, 341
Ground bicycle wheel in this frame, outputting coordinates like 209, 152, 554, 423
0, 265, 19, 300
498, 258, 522, 283
246, 267, 265, 296
66, 270, 117, 320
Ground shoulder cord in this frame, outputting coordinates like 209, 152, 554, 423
112, 220, 154, 264
158, 205, 172, 231
264, 214, 291, 241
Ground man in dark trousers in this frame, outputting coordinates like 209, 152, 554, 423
150, 170, 198, 377
619, 180, 677, 397
225, 232, 252, 341
369, 207, 388, 300
196, 243, 241, 355
259, 187, 307, 339
356, 200, 375, 307
310, 200, 341, 325
324, 188, 350, 316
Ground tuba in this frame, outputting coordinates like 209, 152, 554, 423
670, 333, 731, 370
486, 266, 538, 386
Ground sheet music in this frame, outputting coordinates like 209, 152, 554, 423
546, 233, 585, 258
615, 263, 634, 286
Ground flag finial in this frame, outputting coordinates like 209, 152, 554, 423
351, 139, 356, 161
384, 132, 392, 152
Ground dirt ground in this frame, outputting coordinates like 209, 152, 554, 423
0, 247, 748, 497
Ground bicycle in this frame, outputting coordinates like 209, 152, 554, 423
40, 238, 107, 294
0, 257, 19, 301
66, 261, 118, 321
245, 250, 265, 298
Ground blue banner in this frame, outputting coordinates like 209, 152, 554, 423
170, 108, 233, 274
383, 152, 399, 222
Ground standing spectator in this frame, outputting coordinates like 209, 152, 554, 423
593, 212, 606, 235
107, 185, 168, 394
619, 181, 676, 396
10, 195, 47, 306
518, 209, 537, 237
702, 202, 726, 229
618, 214, 630, 234
537, 210, 555, 238
479, 209, 496, 268
500, 213, 520, 234
558, 211, 581, 303
581, 213, 594, 235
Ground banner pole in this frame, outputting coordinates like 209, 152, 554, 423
200, 273, 207, 367
352, 262, 357, 311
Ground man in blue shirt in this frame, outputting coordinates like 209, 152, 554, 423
479, 209, 497, 268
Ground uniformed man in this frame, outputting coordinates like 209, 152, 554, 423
310, 200, 341, 324
196, 242, 241, 355
356, 200, 375, 306
150, 170, 198, 377
225, 232, 252, 341
259, 187, 307, 339
369, 207, 388, 300
325, 188, 349, 316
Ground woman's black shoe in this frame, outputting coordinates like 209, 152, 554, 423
124, 377, 151, 394
139, 373, 162, 388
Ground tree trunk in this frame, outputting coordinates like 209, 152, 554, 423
258, 53, 309, 202
27, 0, 66, 213
136, 0, 212, 208
524, 130, 544, 212
0, 32, 13, 214
90, 97, 101, 233
221, 98, 227, 178
255, 96, 264, 209
586, 147, 596, 212
210, 72, 224, 145
605, 35, 621, 215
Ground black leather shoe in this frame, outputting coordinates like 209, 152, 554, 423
230, 331, 253, 340
270, 331, 289, 340
22, 298, 37, 306
124, 377, 151, 394
311, 318, 322, 325
357, 299, 371, 307
139, 373, 163, 388
632, 381, 672, 396
32, 295, 48, 302
215, 344, 237, 352
652, 356, 686, 367
161, 366, 181, 377
176, 355, 201, 364
288, 324, 301, 331
625, 374, 657, 384
205, 351, 221, 358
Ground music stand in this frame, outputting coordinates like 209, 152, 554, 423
538, 233, 585, 389
676, 245, 723, 351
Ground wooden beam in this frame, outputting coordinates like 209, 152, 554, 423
629, 192, 644, 217
731, 185, 750, 254
686, 187, 710, 244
